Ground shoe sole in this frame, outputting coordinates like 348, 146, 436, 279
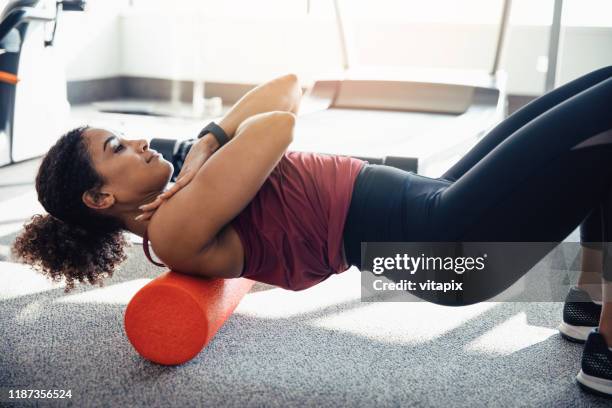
558, 322, 594, 343
576, 370, 612, 397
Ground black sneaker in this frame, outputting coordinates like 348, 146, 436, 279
576, 329, 612, 397
559, 286, 602, 343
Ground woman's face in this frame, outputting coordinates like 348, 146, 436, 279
83, 127, 174, 205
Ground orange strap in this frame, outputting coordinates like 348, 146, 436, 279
0, 71, 19, 85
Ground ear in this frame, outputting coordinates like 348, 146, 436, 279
82, 188, 115, 210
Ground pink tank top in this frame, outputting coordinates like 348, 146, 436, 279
231, 151, 365, 291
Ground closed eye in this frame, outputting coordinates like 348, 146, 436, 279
114, 144, 124, 153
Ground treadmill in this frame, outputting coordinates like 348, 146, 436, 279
291, 0, 513, 177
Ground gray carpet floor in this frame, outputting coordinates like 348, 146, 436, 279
2, 243, 610, 407
1, 108, 611, 407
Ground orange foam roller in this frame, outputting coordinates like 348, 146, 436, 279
124, 271, 254, 365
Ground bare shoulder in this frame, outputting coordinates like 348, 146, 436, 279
145, 195, 193, 267
145, 182, 214, 266
147, 204, 244, 279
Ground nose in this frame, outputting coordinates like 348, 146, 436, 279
137, 139, 149, 153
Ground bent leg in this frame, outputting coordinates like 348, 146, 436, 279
442, 67, 612, 292
427, 75, 612, 305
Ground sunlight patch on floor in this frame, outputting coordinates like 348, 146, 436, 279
465, 312, 557, 356
309, 300, 498, 345
0, 190, 43, 237
0, 262, 65, 300
54, 279, 152, 305
235, 268, 362, 319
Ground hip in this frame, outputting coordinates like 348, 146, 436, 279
342, 164, 451, 268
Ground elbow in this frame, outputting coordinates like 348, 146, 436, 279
278, 111, 295, 144
281, 73, 302, 111
239, 110, 295, 145
267, 110, 295, 143
282, 73, 300, 90
282, 110, 296, 126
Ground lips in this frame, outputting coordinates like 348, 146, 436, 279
146, 152, 159, 163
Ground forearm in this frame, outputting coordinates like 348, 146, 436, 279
218, 74, 301, 138
192, 74, 301, 156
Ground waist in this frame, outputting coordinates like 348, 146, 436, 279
342, 164, 452, 268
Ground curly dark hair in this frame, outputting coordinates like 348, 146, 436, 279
11, 126, 129, 292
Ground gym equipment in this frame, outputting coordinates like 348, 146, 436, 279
0, 0, 85, 166
124, 271, 255, 366
289, 0, 512, 176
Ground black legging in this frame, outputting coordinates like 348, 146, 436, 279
343, 65, 612, 305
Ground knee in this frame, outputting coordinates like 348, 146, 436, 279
595, 65, 612, 80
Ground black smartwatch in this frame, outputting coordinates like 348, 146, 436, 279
197, 121, 230, 148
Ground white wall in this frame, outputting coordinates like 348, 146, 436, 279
118, 13, 344, 85
117, 12, 612, 95
54, 0, 128, 80
559, 27, 612, 85
54, 2, 612, 96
